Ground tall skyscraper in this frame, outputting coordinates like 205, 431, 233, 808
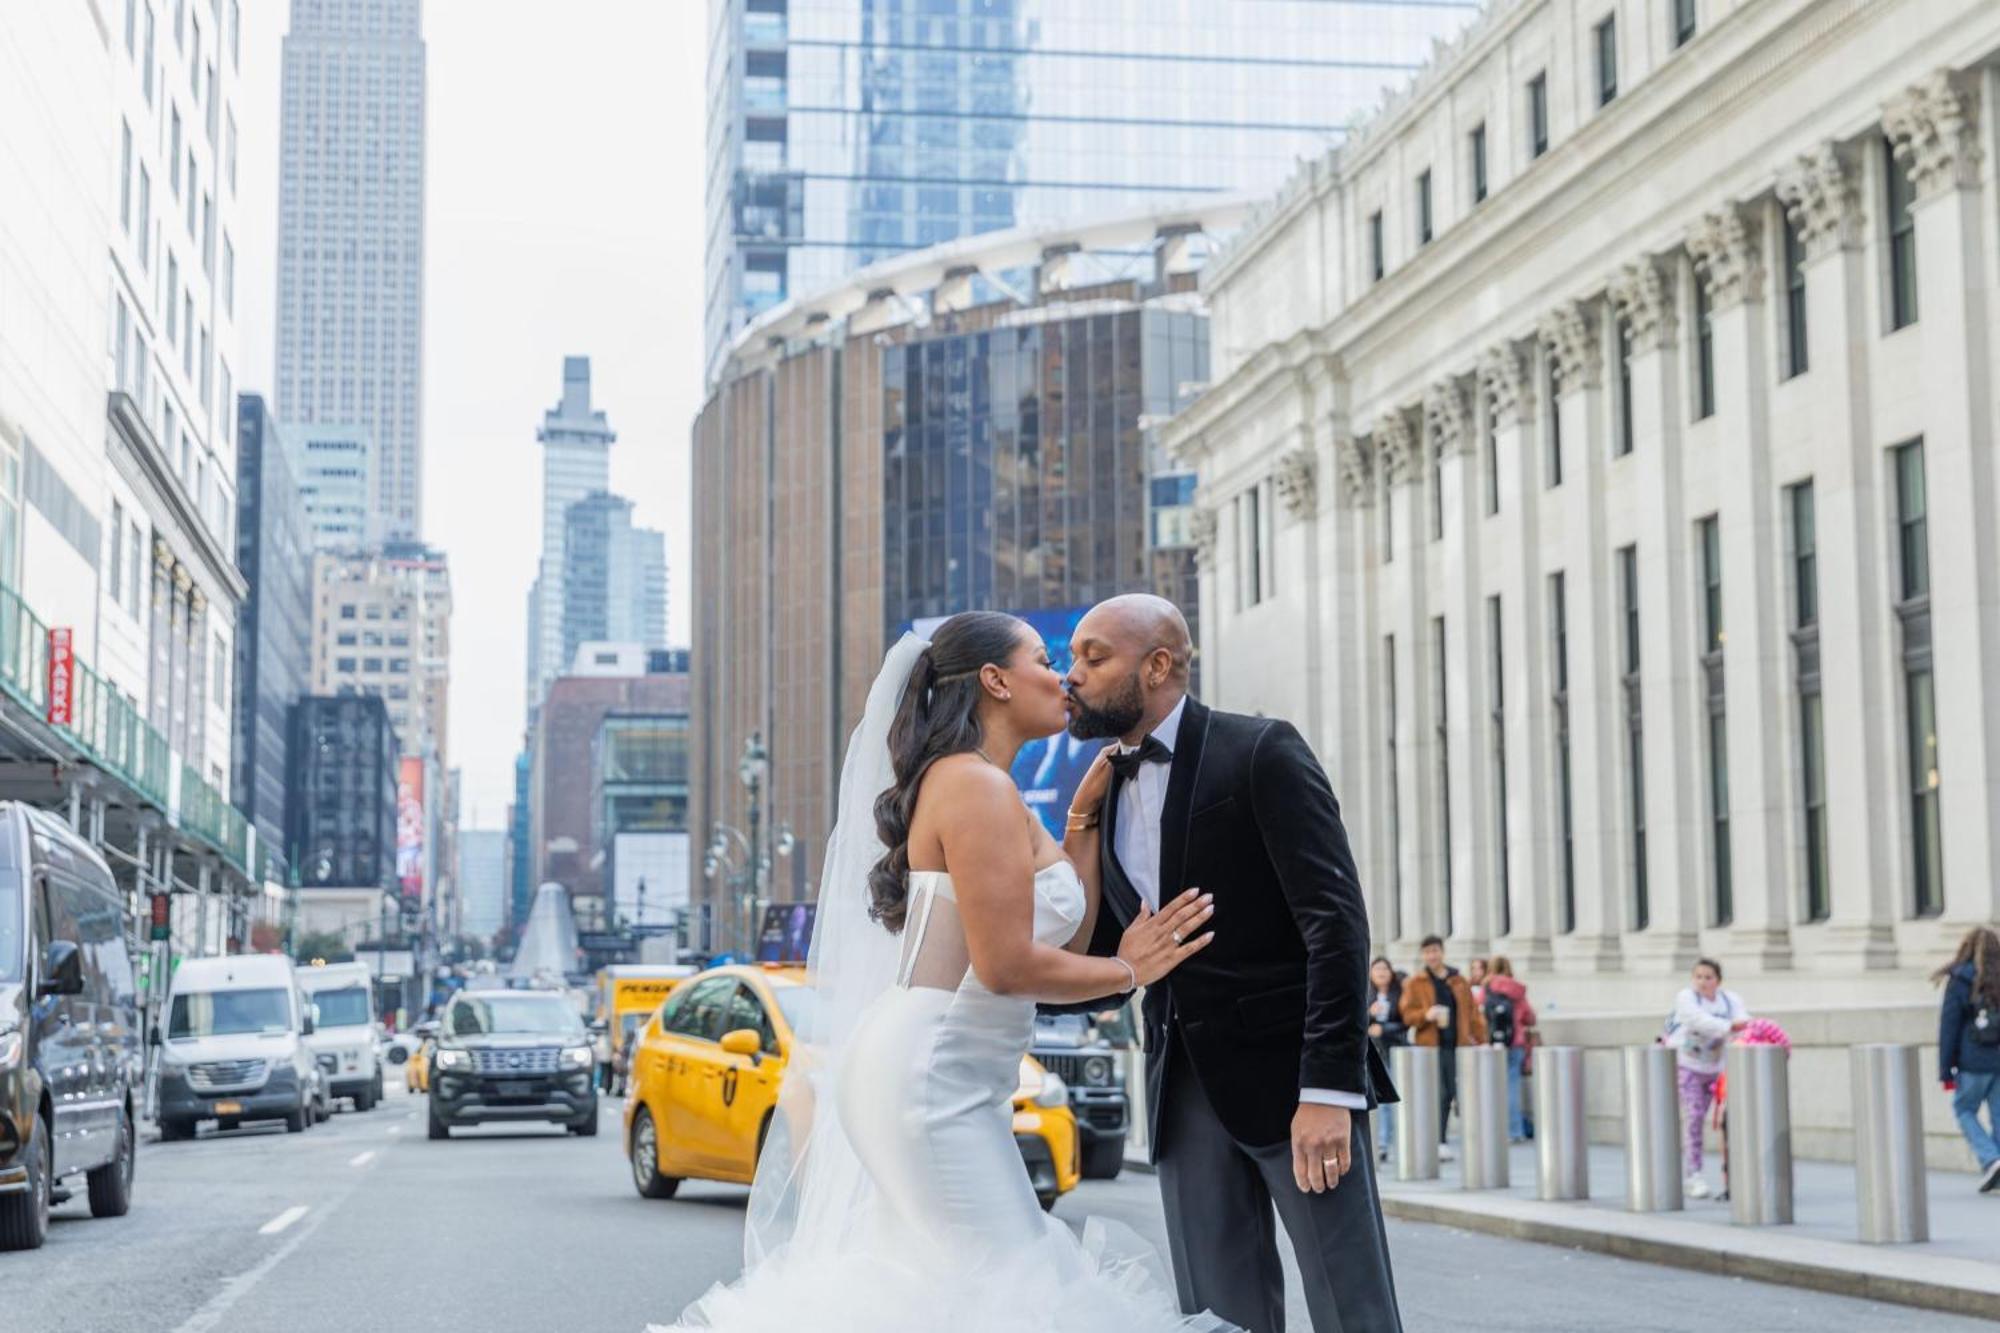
562, 491, 668, 665
292, 421, 374, 551
526, 356, 616, 711
276, 0, 426, 539
702, 0, 1477, 380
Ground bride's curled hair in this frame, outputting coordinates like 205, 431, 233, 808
868, 611, 1026, 932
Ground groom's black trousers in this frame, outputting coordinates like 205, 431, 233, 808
1158, 1041, 1402, 1333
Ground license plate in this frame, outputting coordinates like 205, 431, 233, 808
212, 1099, 243, 1116
493, 1081, 533, 1098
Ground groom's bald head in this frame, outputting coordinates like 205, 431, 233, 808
1064, 594, 1193, 743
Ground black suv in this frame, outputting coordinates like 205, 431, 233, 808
0, 804, 138, 1249
427, 989, 597, 1139
1030, 1009, 1130, 1179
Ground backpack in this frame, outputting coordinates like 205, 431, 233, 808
1973, 1003, 2000, 1048
1484, 993, 1515, 1047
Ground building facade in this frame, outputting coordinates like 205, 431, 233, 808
702, 0, 1481, 380
455, 827, 508, 944
309, 543, 452, 765
286, 693, 397, 944
292, 421, 373, 550
561, 491, 668, 665
276, 0, 426, 540
233, 395, 314, 876
1163, 0, 2000, 1158
526, 357, 616, 713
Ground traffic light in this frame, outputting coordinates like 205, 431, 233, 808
148, 893, 170, 942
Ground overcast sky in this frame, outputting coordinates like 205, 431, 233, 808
234, 1, 708, 829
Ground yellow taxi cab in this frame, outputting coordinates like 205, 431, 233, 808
623, 963, 1080, 1209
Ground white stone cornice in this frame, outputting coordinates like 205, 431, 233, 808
1883, 70, 1984, 201
1478, 341, 1536, 429
1423, 378, 1473, 459
1374, 410, 1418, 485
1776, 142, 1865, 261
1687, 207, 1765, 310
1607, 257, 1677, 353
1537, 301, 1601, 390
1273, 446, 1317, 519
1188, 507, 1219, 570
1337, 435, 1374, 509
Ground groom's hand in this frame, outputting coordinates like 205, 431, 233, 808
1291, 1102, 1352, 1194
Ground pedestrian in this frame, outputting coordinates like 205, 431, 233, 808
1399, 935, 1486, 1160
1664, 958, 1748, 1200
1467, 956, 1489, 1006
1368, 957, 1408, 1163
1934, 925, 2000, 1192
1482, 956, 1537, 1143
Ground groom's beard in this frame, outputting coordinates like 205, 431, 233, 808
1066, 675, 1144, 740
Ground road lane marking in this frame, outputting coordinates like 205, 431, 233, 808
258, 1205, 308, 1236
386, 1126, 400, 1135
348, 1150, 375, 1167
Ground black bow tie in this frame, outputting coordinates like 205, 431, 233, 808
1108, 736, 1172, 782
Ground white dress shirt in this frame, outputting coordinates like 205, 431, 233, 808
1112, 696, 1365, 1113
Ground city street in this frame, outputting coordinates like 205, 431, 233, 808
5, 1073, 1984, 1333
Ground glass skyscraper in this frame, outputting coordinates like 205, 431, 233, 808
703, 0, 1477, 379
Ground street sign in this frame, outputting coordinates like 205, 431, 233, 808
46, 628, 74, 726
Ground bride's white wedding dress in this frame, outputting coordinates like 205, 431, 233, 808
667, 861, 1231, 1332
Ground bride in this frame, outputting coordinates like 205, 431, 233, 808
665, 612, 1233, 1332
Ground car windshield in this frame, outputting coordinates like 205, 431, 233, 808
0, 824, 19, 984
170, 988, 293, 1038
448, 995, 582, 1038
773, 985, 816, 1035
310, 986, 372, 1028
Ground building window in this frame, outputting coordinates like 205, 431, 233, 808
1381, 462, 1396, 560
1528, 73, 1549, 159
1783, 213, 1808, 378
1698, 516, 1731, 925
1694, 272, 1716, 419
1432, 616, 1452, 937
120, 121, 133, 233
1550, 571, 1575, 932
1674, 0, 1698, 46
1618, 544, 1647, 930
1238, 485, 1266, 608
212, 632, 227, 708
1487, 594, 1510, 936
339, 604, 356, 620
143, 7, 155, 103
1370, 210, 1384, 283
1893, 441, 1941, 915
1546, 357, 1563, 487
1429, 437, 1444, 541
1615, 318, 1635, 456
1385, 635, 1403, 939
109, 500, 125, 602
336, 657, 356, 672
1483, 399, 1500, 517
1595, 15, 1618, 107
138, 167, 151, 269
1470, 124, 1488, 204
1789, 481, 1828, 922
1416, 170, 1433, 246
1886, 136, 1919, 331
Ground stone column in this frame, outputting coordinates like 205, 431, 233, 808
1481, 340, 1554, 969
168, 564, 192, 756
1776, 141, 1899, 969
1427, 376, 1488, 954
1334, 433, 1390, 950
1377, 409, 1432, 945
1610, 254, 1703, 971
148, 539, 172, 734
1886, 71, 2000, 926
186, 588, 209, 772
1540, 300, 1621, 972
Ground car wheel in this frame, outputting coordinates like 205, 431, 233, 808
354, 1085, 374, 1113
427, 1099, 450, 1141
627, 1107, 679, 1199
284, 1102, 308, 1133
86, 1104, 136, 1218
1081, 1134, 1125, 1181
0, 1114, 51, 1250
570, 1109, 599, 1137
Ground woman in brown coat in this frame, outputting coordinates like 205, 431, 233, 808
1398, 935, 1487, 1154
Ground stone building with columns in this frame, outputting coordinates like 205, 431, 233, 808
1164, 0, 1999, 1157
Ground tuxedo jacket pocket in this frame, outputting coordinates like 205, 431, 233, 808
1190, 796, 1238, 822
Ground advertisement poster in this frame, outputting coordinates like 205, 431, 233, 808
910, 604, 1097, 840
756, 902, 816, 964
395, 756, 425, 906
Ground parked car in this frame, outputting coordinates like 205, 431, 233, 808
0, 803, 140, 1250
156, 954, 321, 1140
426, 991, 597, 1138
1030, 1010, 1130, 1179
298, 960, 384, 1110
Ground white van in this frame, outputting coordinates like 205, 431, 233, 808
156, 955, 322, 1139
299, 960, 384, 1111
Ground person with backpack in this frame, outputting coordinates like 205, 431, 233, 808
1400, 936, 1487, 1160
1367, 957, 1408, 1162
1482, 956, 1537, 1142
1665, 958, 1748, 1200
1936, 926, 2000, 1192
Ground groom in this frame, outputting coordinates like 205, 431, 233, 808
1058, 594, 1400, 1333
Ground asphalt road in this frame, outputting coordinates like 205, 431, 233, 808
3, 1075, 1985, 1333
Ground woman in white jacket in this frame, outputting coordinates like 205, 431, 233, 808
1668, 958, 1748, 1199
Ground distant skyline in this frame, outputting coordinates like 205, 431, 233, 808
234, 2, 705, 825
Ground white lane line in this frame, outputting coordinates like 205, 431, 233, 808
258, 1205, 308, 1236
178, 1201, 335, 1333
348, 1150, 375, 1167
386, 1126, 400, 1135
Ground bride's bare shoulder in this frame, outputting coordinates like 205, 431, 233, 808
917, 754, 1018, 818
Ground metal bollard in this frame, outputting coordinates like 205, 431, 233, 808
1851, 1044, 1928, 1243
1458, 1045, 1510, 1189
1726, 1042, 1794, 1225
1623, 1045, 1683, 1212
1393, 1045, 1441, 1181
1535, 1046, 1589, 1201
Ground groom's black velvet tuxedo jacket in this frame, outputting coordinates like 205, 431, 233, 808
1057, 696, 1395, 1156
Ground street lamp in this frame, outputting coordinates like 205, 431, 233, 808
738, 733, 769, 952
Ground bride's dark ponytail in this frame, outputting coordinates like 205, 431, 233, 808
868, 611, 1026, 932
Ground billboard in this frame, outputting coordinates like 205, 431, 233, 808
395, 756, 424, 907
910, 604, 1098, 840
756, 902, 816, 964
611, 830, 689, 929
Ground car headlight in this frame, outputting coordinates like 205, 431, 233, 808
0, 1030, 20, 1071
1034, 1070, 1068, 1110
559, 1045, 593, 1070
434, 1047, 471, 1072
1082, 1056, 1112, 1087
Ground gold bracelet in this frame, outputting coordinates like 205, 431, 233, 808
1066, 810, 1100, 831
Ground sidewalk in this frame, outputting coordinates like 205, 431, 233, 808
1375, 1141, 2000, 1319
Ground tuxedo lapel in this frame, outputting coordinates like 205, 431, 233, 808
1097, 769, 1143, 926
1157, 696, 1210, 904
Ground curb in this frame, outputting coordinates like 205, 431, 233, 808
1377, 1192, 2000, 1322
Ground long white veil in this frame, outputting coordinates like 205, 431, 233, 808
739, 632, 928, 1270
